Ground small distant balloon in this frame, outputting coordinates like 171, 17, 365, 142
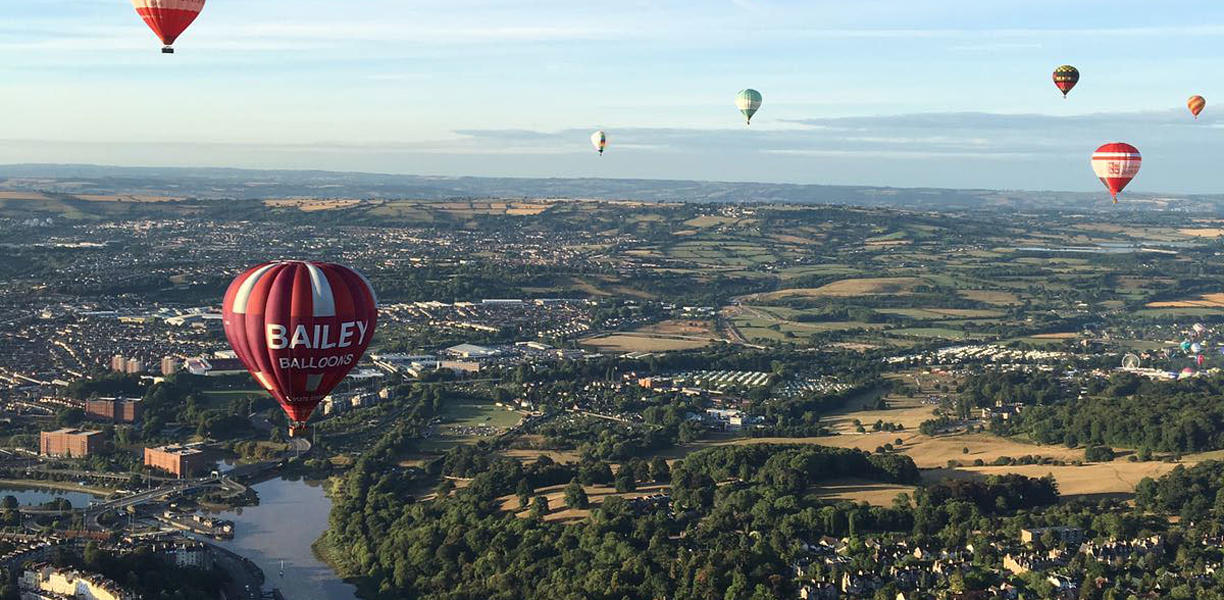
1181, 340, 1192, 353
736, 89, 762, 125
1192, 342, 1202, 354
1053, 65, 1079, 98
1091, 143, 1141, 204
1198, 354, 1206, 366
1189, 95, 1207, 120
591, 130, 607, 156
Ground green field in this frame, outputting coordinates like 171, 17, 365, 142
440, 401, 524, 430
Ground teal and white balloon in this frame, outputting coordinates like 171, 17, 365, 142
735, 89, 762, 125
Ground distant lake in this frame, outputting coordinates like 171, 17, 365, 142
0, 486, 98, 508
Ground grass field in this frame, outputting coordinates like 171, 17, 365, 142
440, 401, 524, 430
959, 290, 1020, 305
498, 482, 671, 523
743, 277, 923, 301
889, 327, 972, 340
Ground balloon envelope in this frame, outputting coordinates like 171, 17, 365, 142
1053, 65, 1079, 97
132, 0, 205, 49
1189, 95, 1207, 119
1091, 143, 1141, 203
222, 261, 378, 435
736, 89, 762, 124
591, 130, 607, 155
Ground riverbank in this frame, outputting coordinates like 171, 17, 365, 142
0, 479, 110, 496
311, 534, 372, 599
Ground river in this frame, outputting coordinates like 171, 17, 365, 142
211, 477, 360, 600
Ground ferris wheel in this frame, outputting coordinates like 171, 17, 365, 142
1121, 354, 1141, 369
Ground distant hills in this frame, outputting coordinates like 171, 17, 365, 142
0, 163, 1219, 212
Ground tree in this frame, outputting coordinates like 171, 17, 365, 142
530, 495, 549, 519
563, 480, 589, 509
649, 456, 671, 482
614, 470, 636, 493
0, 496, 16, 510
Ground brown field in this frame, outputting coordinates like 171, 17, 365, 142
743, 277, 923, 301
1029, 332, 1079, 339
498, 482, 671, 523
0, 191, 51, 200
1147, 293, 1224, 308
926, 461, 1181, 499
821, 396, 939, 433
1178, 228, 1224, 238
634, 319, 717, 337
580, 333, 715, 353
264, 198, 363, 211
74, 194, 180, 203
812, 479, 917, 506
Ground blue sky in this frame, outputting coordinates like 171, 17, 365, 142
4, 0, 1224, 193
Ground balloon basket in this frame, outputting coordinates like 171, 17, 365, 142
288, 423, 308, 437
162, 46, 175, 54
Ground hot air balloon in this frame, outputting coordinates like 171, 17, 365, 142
1193, 323, 1207, 336
1182, 340, 1192, 353
736, 89, 762, 125
222, 261, 378, 437
1053, 65, 1079, 98
591, 131, 607, 156
1192, 342, 1202, 355
132, 0, 206, 54
1189, 95, 1207, 119
1181, 367, 1195, 379
1091, 143, 1141, 204
1198, 354, 1206, 366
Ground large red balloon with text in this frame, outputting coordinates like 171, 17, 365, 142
222, 261, 378, 436
1091, 143, 1141, 204
132, 0, 206, 53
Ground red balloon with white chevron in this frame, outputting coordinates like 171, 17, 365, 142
222, 261, 378, 436
132, 0, 206, 54
1091, 143, 1141, 204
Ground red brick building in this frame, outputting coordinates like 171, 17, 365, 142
85, 398, 142, 423
144, 445, 209, 478
39, 428, 104, 458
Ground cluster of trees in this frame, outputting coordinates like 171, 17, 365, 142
326, 420, 1085, 600
1003, 372, 1224, 453
920, 474, 1058, 514
1136, 461, 1224, 521
539, 417, 696, 461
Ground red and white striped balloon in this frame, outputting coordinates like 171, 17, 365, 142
1091, 143, 1141, 204
132, 0, 206, 52
222, 261, 378, 435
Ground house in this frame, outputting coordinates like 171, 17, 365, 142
1020, 526, 1084, 545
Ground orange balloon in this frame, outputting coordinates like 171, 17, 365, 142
1189, 95, 1207, 119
